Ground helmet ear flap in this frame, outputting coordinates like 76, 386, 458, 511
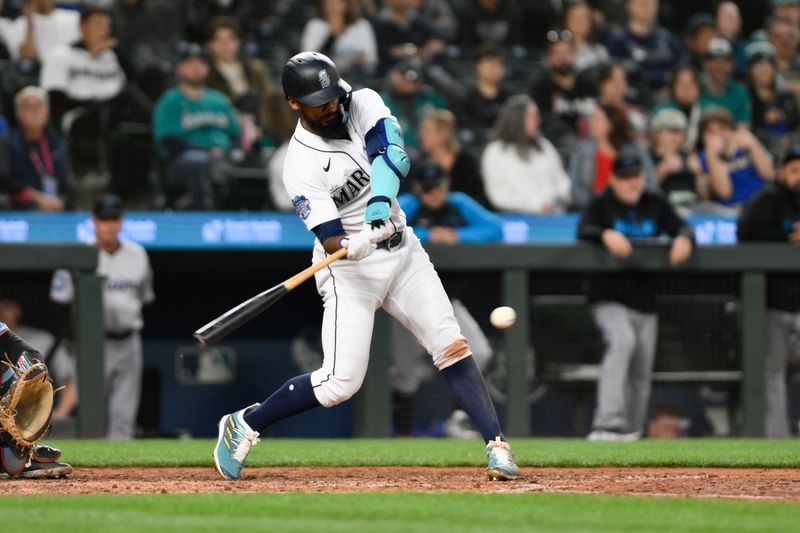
340, 91, 352, 124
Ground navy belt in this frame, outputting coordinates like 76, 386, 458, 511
377, 231, 403, 251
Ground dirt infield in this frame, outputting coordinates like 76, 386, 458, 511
2, 467, 800, 500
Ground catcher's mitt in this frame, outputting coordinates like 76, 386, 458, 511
0, 358, 54, 448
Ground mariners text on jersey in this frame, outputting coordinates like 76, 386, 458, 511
331, 169, 370, 208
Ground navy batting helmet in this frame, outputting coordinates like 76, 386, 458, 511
282, 52, 351, 106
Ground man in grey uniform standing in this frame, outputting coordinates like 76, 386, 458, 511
50, 195, 154, 439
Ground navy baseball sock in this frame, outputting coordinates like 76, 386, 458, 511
440, 356, 504, 443
243, 373, 321, 432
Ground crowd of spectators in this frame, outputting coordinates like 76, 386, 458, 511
0, 0, 796, 218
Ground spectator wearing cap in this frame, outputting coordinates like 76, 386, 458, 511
530, 31, 596, 145
563, 0, 609, 73
1, 0, 79, 61
205, 17, 274, 147
578, 146, 694, 441
596, 62, 647, 137
648, 108, 704, 209
570, 102, 656, 211
380, 58, 446, 158
715, 2, 748, 73
0, 86, 71, 211
50, 194, 155, 439
371, 0, 444, 74
482, 95, 572, 214
684, 13, 717, 73
652, 65, 703, 150
746, 41, 800, 157
695, 106, 774, 207
299, 0, 379, 81
414, 109, 489, 207
153, 43, 241, 210
737, 146, 800, 437
458, 43, 512, 133
606, 0, 684, 92
766, 16, 800, 100
699, 37, 751, 125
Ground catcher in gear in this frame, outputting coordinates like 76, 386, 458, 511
0, 321, 71, 478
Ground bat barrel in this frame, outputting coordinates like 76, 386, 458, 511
193, 284, 288, 347
193, 247, 347, 347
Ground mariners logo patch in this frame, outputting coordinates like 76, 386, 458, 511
318, 69, 330, 89
292, 195, 311, 220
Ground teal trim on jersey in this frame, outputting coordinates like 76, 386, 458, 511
153, 88, 241, 158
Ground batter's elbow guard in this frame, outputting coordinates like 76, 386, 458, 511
365, 118, 410, 206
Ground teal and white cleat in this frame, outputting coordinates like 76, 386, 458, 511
214, 404, 260, 480
485, 437, 521, 481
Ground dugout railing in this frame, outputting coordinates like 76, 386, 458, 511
0, 244, 104, 438
361, 243, 800, 438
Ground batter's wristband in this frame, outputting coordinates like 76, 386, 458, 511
338, 237, 350, 250
367, 196, 391, 206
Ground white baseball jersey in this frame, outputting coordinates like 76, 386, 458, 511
51, 239, 154, 333
280, 88, 467, 408
40, 43, 125, 101
282, 88, 407, 254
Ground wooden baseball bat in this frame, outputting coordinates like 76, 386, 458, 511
193, 247, 347, 347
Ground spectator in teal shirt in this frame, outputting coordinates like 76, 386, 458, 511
153, 43, 240, 209
700, 37, 752, 126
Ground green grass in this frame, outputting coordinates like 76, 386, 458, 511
5, 492, 800, 533
20, 439, 800, 532
45, 438, 800, 468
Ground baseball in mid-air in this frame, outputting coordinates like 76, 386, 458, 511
490, 306, 516, 329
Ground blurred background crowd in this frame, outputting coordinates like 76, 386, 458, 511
0, 0, 797, 218
2, 0, 800, 441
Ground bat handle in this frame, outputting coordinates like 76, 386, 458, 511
283, 247, 347, 291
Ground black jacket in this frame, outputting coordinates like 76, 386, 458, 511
737, 182, 800, 311
578, 188, 694, 243
577, 188, 694, 311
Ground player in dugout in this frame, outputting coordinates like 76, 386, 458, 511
578, 146, 694, 441
737, 145, 800, 438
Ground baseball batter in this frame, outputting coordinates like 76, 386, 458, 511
51, 195, 154, 440
214, 52, 519, 481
